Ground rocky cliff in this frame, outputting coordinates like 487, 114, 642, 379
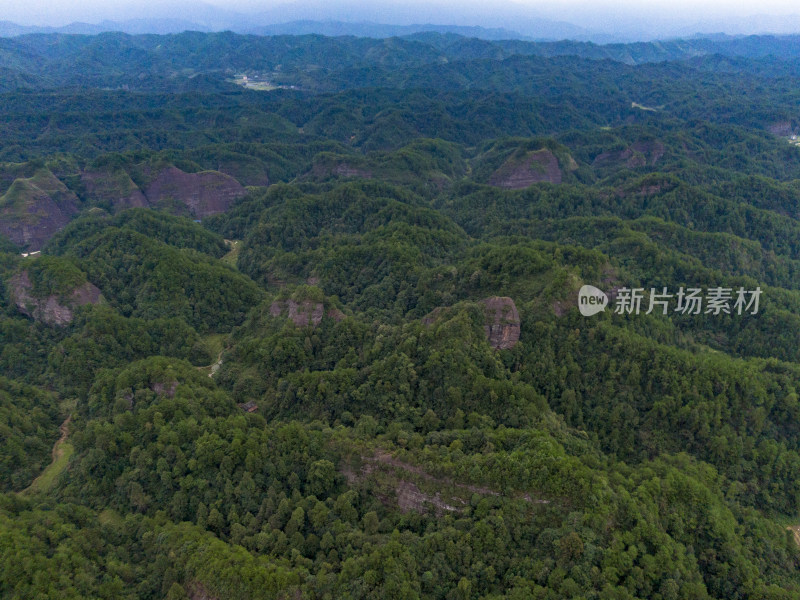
592, 140, 665, 169
488, 149, 563, 188
481, 296, 520, 349
81, 168, 148, 212
144, 167, 247, 218
0, 164, 248, 250
0, 170, 81, 251
8, 270, 102, 326
269, 299, 346, 327
309, 160, 373, 180
423, 297, 521, 350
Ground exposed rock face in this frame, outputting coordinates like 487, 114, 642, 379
488, 149, 562, 189
150, 380, 178, 398
592, 140, 665, 169
482, 296, 520, 349
327, 307, 346, 323
286, 299, 324, 327
80, 168, 148, 212
269, 299, 344, 327
71, 280, 103, 305
631, 140, 665, 163
83, 164, 248, 218
614, 177, 673, 199
342, 450, 549, 518
1, 164, 248, 249
144, 167, 246, 218
396, 480, 460, 515
310, 161, 372, 180
593, 147, 642, 168
0, 171, 81, 251
269, 301, 284, 317
187, 582, 219, 600
769, 121, 795, 136
332, 163, 372, 178
421, 298, 520, 349
421, 306, 446, 326
8, 271, 102, 326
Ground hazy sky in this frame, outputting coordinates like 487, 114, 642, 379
217, 0, 800, 16
3, 0, 800, 37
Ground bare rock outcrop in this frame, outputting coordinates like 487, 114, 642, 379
269, 299, 344, 327
187, 582, 219, 600
8, 271, 102, 326
396, 480, 460, 515
631, 140, 665, 164
488, 149, 562, 189
332, 163, 372, 178
342, 450, 549, 517
1, 164, 248, 250
150, 380, 179, 398
310, 161, 372, 180
769, 121, 795, 137
326, 307, 346, 323
422, 297, 521, 349
482, 296, 520, 349
421, 306, 446, 327
144, 166, 246, 218
0, 171, 81, 250
80, 168, 148, 212
592, 140, 665, 169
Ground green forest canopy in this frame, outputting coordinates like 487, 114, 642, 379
3, 29, 800, 600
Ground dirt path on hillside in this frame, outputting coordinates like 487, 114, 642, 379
196, 350, 224, 378
787, 525, 800, 547
52, 416, 71, 461
22, 415, 71, 494
208, 351, 223, 377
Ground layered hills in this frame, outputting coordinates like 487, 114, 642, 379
4, 30, 800, 600
0, 161, 246, 249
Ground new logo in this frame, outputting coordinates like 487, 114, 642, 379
578, 285, 608, 316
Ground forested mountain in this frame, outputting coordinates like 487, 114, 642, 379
4, 29, 800, 599
4, 30, 800, 94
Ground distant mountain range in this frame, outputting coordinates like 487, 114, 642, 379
0, 19, 577, 41
3, 13, 800, 45
0, 19, 212, 37
6, 0, 800, 42
4, 28, 800, 99
245, 22, 535, 41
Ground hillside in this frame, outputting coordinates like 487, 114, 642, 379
3, 30, 800, 600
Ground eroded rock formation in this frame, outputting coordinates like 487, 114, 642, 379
482, 296, 520, 349
592, 140, 665, 169
310, 161, 372, 180
150, 380, 179, 398
0, 171, 81, 250
8, 271, 102, 326
488, 149, 562, 189
144, 166, 246, 218
80, 168, 148, 212
422, 297, 521, 349
269, 299, 345, 327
